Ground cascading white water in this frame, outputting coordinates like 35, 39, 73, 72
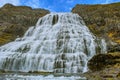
0, 13, 107, 73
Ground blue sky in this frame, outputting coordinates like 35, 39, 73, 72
0, 0, 120, 12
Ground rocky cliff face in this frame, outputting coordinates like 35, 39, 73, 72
72, 2, 120, 80
0, 4, 49, 45
72, 2, 120, 46
85, 52, 120, 80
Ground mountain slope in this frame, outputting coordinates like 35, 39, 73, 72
72, 2, 120, 45
0, 4, 49, 45
72, 2, 120, 79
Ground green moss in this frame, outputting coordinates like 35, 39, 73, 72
0, 33, 13, 45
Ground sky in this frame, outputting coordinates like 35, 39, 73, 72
0, 0, 120, 12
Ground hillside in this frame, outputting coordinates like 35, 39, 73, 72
72, 2, 120, 46
0, 4, 49, 45
72, 2, 120, 80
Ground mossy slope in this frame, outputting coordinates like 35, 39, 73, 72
0, 4, 49, 45
72, 2, 120, 45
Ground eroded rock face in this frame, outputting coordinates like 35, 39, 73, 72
88, 54, 113, 71
88, 52, 120, 71
72, 2, 120, 45
0, 3, 49, 45
85, 52, 120, 80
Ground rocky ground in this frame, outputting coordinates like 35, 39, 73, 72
0, 4, 49, 45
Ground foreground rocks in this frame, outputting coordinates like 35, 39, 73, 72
88, 52, 120, 71
85, 52, 120, 80
0, 4, 49, 45
88, 54, 113, 71
85, 66, 120, 80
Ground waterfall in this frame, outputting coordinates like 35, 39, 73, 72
0, 13, 107, 73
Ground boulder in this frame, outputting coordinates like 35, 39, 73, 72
88, 52, 120, 71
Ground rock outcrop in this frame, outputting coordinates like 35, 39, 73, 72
85, 52, 120, 80
88, 53, 120, 71
0, 4, 49, 45
72, 2, 120, 46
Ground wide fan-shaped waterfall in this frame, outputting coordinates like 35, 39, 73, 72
0, 13, 107, 73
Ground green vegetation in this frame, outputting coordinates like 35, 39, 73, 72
72, 2, 120, 44
73, 4, 120, 79
0, 3, 49, 46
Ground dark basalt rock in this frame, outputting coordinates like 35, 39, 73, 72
88, 54, 113, 71
88, 52, 120, 71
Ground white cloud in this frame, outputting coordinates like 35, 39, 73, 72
45, 6, 55, 12
0, 0, 20, 7
104, 0, 113, 4
69, 7, 72, 11
24, 0, 41, 8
